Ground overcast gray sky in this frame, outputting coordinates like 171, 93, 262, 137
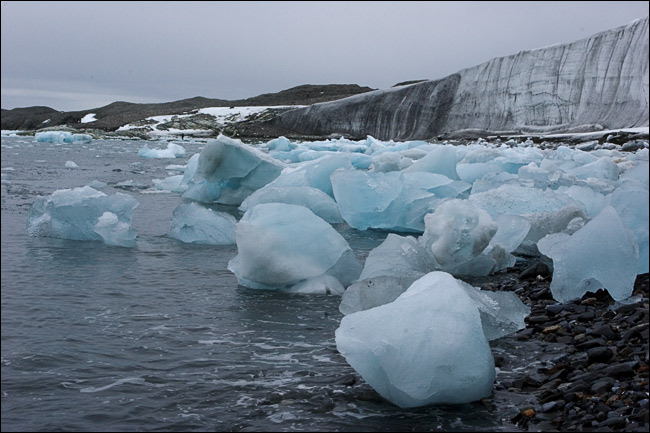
1, 1, 648, 112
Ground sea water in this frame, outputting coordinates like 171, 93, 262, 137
2, 135, 544, 431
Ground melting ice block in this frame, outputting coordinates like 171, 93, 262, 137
168, 202, 237, 245
27, 186, 138, 247
609, 186, 649, 274
538, 206, 638, 302
336, 271, 495, 408
239, 186, 343, 224
420, 199, 497, 274
34, 131, 92, 144
183, 135, 284, 205
138, 142, 186, 158
331, 170, 437, 232
265, 154, 353, 197
228, 203, 361, 290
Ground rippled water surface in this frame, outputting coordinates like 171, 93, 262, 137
2, 135, 539, 431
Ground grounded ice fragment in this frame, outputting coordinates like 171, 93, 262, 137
228, 203, 361, 290
283, 274, 344, 295
239, 186, 343, 224
183, 135, 284, 205
335, 271, 495, 408
538, 206, 638, 302
339, 276, 410, 315
608, 186, 649, 275
35, 131, 92, 144
27, 186, 138, 247
168, 202, 237, 245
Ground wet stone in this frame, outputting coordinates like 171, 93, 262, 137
588, 347, 614, 363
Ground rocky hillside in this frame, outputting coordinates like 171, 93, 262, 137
269, 16, 649, 140
0, 84, 374, 131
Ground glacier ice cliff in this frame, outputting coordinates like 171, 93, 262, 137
271, 16, 649, 140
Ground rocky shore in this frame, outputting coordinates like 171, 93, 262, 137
485, 267, 649, 432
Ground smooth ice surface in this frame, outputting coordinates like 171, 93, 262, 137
359, 233, 433, 283
265, 154, 353, 197
331, 170, 436, 232
27, 186, 138, 247
138, 142, 186, 158
339, 276, 410, 315
183, 135, 284, 205
336, 272, 495, 408
168, 202, 237, 245
608, 187, 649, 274
34, 131, 92, 144
239, 186, 343, 224
228, 203, 361, 290
538, 206, 638, 302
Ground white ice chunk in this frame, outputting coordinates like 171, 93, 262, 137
359, 233, 433, 283
266, 154, 353, 197
27, 186, 138, 247
138, 142, 186, 158
228, 203, 361, 290
94, 211, 137, 247
420, 199, 497, 273
65, 160, 78, 169
283, 274, 345, 295
335, 271, 495, 408
153, 175, 185, 192
538, 206, 638, 302
168, 202, 237, 245
339, 276, 410, 315
239, 186, 343, 224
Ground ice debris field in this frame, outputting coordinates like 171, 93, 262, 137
26, 133, 649, 408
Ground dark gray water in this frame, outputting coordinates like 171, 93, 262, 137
1, 135, 545, 431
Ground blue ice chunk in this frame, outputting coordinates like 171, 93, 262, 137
266, 154, 354, 197
34, 131, 92, 144
183, 135, 284, 205
336, 271, 495, 408
169, 202, 237, 245
568, 157, 619, 181
239, 186, 343, 224
228, 203, 361, 290
27, 186, 138, 247
265, 136, 295, 152
609, 186, 649, 274
538, 206, 638, 302
331, 170, 437, 232
404, 146, 459, 180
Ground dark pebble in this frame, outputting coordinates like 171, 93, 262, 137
577, 311, 596, 321
592, 324, 617, 339
587, 347, 614, 363
599, 416, 627, 428
576, 338, 607, 350
591, 378, 615, 393
605, 361, 637, 377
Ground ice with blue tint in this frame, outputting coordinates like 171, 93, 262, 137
228, 203, 361, 290
265, 136, 296, 152
608, 186, 649, 274
183, 135, 284, 205
370, 152, 412, 172
404, 145, 460, 180
27, 186, 138, 247
420, 199, 497, 273
34, 131, 92, 144
339, 276, 411, 315
168, 202, 237, 245
239, 186, 343, 224
336, 271, 495, 408
153, 175, 185, 192
331, 170, 437, 232
138, 142, 186, 158
568, 157, 619, 181
538, 206, 638, 303
359, 234, 434, 283
65, 160, 79, 169
559, 185, 608, 218
265, 154, 353, 197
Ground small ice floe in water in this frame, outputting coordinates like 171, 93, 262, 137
27, 185, 138, 247
336, 271, 495, 408
65, 160, 78, 169
168, 202, 237, 245
138, 142, 186, 158
35, 131, 92, 144
228, 203, 361, 292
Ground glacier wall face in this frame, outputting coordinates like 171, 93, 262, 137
272, 16, 649, 140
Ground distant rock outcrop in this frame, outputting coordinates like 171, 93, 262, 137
270, 16, 649, 140
1, 84, 374, 132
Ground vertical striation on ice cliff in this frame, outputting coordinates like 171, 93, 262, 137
271, 16, 649, 140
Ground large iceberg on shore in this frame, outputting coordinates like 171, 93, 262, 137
183, 135, 284, 205
228, 203, 361, 290
27, 186, 138, 247
168, 202, 237, 245
538, 206, 638, 302
336, 271, 495, 408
